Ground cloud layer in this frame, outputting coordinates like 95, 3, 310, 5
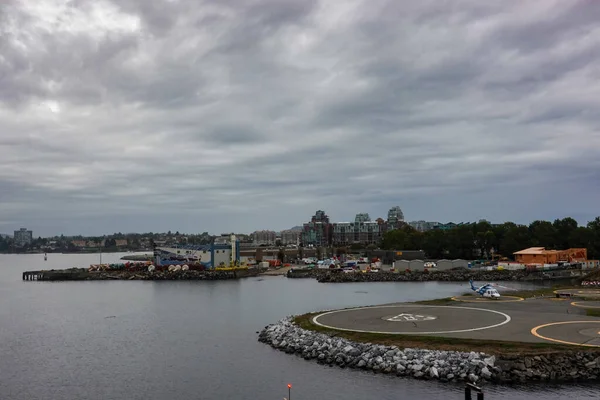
1, 0, 599, 236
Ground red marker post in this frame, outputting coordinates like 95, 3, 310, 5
287, 384, 292, 400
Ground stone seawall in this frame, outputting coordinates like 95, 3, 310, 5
258, 317, 600, 384
287, 268, 577, 283
22, 268, 255, 281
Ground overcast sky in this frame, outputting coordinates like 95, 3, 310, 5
1, 0, 599, 236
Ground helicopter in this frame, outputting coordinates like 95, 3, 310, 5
469, 279, 516, 299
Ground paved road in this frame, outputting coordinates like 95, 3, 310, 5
313, 298, 600, 346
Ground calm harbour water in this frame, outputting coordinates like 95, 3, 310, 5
0, 253, 597, 400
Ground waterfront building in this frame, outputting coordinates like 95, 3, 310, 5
251, 230, 277, 246
301, 210, 332, 247
513, 247, 587, 264
14, 228, 33, 247
158, 236, 241, 267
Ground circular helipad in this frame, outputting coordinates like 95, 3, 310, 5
451, 295, 524, 303
554, 289, 600, 299
571, 301, 600, 309
312, 305, 511, 335
531, 321, 600, 347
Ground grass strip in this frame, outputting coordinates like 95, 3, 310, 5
293, 312, 578, 355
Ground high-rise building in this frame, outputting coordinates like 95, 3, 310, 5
387, 206, 405, 230
301, 210, 332, 247
14, 228, 33, 247
354, 213, 371, 223
332, 217, 382, 246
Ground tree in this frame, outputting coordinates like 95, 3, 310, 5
335, 247, 348, 257
499, 225, 531, 257
553, 217, 578, 249
277, 249, 285, 263
529, 220, 557, 248
587, 217, 600, 259
422, 230, 447, 259
569, 227, 594, 250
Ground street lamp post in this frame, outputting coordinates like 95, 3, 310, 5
287, 383, 292, 400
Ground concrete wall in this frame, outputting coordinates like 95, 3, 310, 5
452, 259, 469, 268
436, 259, 453, 270
409, 259, 425, 271
394, 260, 410, 270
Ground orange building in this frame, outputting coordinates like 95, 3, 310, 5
513, 247, 587, 264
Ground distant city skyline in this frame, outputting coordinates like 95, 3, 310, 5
2, 210, 598, 239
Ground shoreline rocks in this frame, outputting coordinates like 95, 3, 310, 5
288, 267, 577, 283
258, 316, 600, 384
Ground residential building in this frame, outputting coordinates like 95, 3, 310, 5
14, 228, 33, 247
386, 206, 405, 230
252, 230, 277, 246
432, 222, 458, 230
332, 214, 382, 245
280, 229, 300, 245
301, 210, 332, 247
408, 220, 441, 232
355, 213, 371, 223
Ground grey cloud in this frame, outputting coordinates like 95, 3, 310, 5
0, 0, 599, 236
201, 124, 266, 145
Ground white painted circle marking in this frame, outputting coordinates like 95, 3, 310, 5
384, 313, 437, 322
312, 305, 511, 335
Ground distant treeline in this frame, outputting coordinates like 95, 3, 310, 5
380, 217, 600, 260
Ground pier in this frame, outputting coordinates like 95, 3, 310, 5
22, 268, 90, 281
23, 270, 45, 281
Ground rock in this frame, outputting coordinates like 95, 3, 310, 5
481, 367, 492, 379
256, 315, 600, 385
484, 355, 495, 367
412, 364, 424, 372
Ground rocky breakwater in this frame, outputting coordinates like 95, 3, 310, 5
25, 268, 243, 281
88, 270, 239, 280
258, 317, 600, 384
317, 268, 534, 283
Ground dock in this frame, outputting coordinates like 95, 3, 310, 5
22, 268, 90, 281
22, 270, 45, 281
